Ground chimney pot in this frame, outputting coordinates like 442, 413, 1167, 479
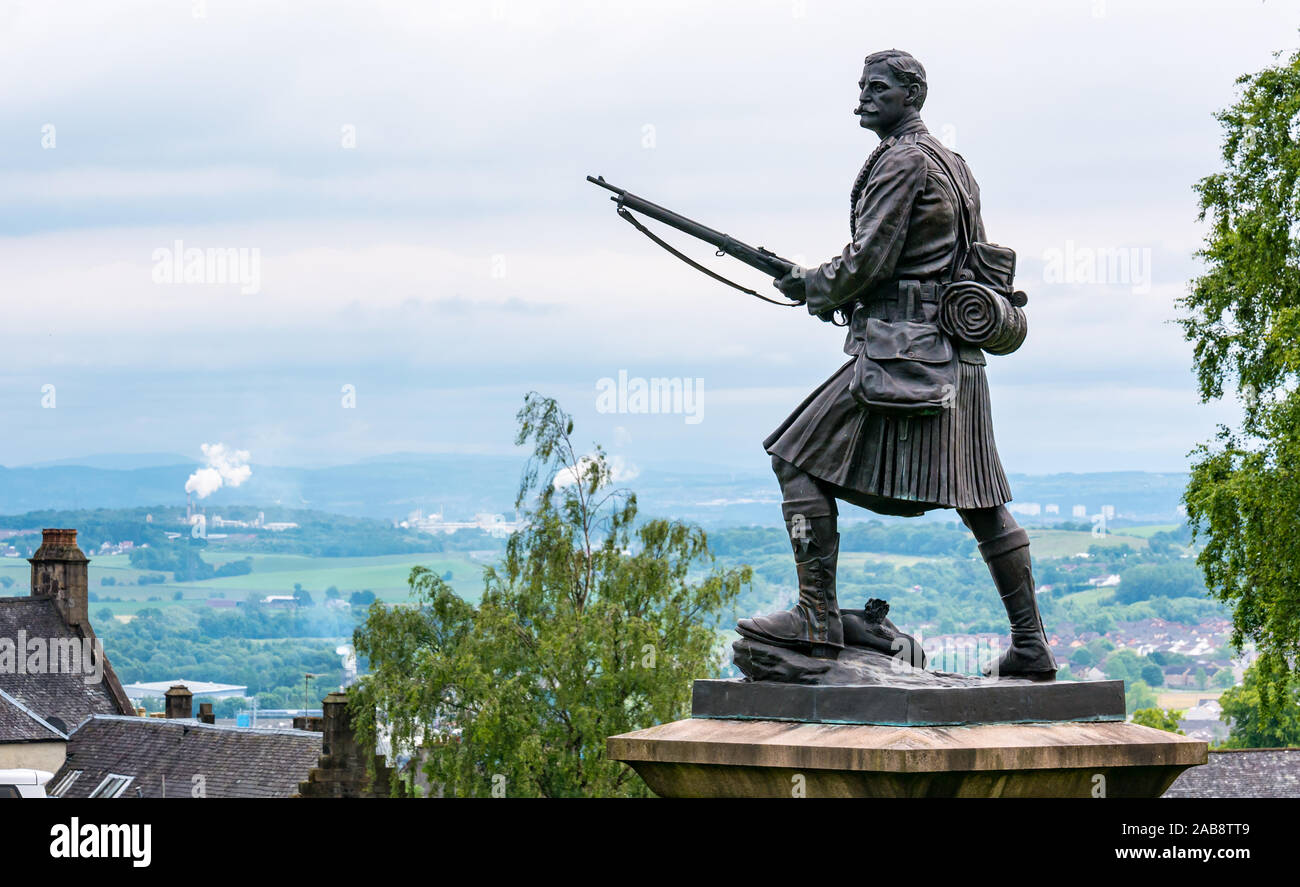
164, 684, 193, 719
198, 702, 215, 725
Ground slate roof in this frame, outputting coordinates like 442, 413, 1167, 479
1163, 749, 1300, 798
0, 595, 129, 732
0, 688, 67, 743
54, 715, 323, 798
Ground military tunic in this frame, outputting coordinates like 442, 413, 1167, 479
764, 119, 1012, 516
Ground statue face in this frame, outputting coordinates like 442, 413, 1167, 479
856, 61, 916, 134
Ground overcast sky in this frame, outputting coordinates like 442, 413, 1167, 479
1, 0, 1296, 477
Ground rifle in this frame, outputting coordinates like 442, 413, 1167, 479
587, 175, 803, 307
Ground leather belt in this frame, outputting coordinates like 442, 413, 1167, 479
860, 279, 942, 323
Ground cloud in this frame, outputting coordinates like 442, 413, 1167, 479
0, 0, 1288, 473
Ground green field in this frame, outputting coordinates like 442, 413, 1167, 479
838, 551, 943, 569
0, 526, 1169, 619
1156, 688, 1224, 710
1025, 528, 1149, 558
1053, 586, 1114, 607
0, 549, 493, 611
1112, 524, 1180, 539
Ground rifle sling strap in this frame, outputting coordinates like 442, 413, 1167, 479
617, 206, 801, 308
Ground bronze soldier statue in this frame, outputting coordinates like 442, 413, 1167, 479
736, 50, 1057, 680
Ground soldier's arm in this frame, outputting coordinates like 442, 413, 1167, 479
802, 146, 929, 318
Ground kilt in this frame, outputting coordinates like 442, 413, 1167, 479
764, 356, 1012, 517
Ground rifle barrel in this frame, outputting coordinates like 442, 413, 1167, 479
587, 174, 795, 280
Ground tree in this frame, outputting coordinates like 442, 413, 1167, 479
1102, 649, 1146, 684
1179, 45, 1300, 720
1086, 638, 1115, 660
1114, 562, 1206, 604
1140, 663, 1165, 687
351, 394, 750, 797
1131, 707, 1185, 734
1213, 667, 1236, 689
1125, 680, 1157, 715
1218, 663, 1300, 748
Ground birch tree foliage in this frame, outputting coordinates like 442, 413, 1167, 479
352, 393, 749, 796
1179, 46, 1300, 717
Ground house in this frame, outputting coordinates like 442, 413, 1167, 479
1178, 699, 1229, 743
0, 687, 67, 772
0, 529, 134, 772
50, 685, 322, 798
49, 685, 397, 798
1164, 749, 1300, 798
261, 594, 298, 609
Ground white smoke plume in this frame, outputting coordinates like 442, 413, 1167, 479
552, 454, 639, 489
185, 443, 252, 499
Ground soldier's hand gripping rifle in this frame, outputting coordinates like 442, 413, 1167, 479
587, 175, 804, 308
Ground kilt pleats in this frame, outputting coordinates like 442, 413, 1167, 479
764, 358, 1012, 515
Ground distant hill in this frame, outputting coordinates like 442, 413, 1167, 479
0, 454, 1190, 527
0, 456, 523, 520
23, 453, 192, 470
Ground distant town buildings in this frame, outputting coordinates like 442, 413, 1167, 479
1086, 574, 1121, 588
1178, 699, 1230, 743
260, 594, 298, 609
1006, 502, 1120, 523
192, 512, 299, 532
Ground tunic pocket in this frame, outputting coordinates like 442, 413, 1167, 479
848, 317, 958, 416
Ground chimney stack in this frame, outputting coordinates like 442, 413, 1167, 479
295, 689, 403, 797
164, 684, 193, 719
198, 702, 215, 725
29, 528, 89, 626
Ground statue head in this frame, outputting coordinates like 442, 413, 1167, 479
855, 50, 927, 136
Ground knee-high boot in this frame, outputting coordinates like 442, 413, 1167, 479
736, 515, 844, 659
979, 527, 1058, 680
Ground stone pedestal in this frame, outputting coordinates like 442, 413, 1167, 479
693, 677, 1125, 726
608, 678, 1207, 798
